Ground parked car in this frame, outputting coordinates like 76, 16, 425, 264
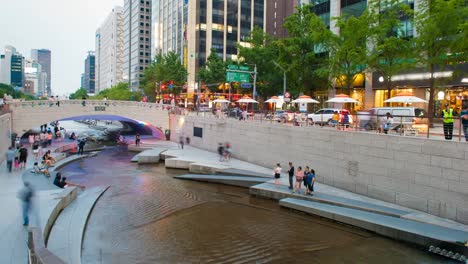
363, 107, 427, 131
307, 108, 353, 125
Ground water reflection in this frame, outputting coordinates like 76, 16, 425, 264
58, 148, 449, 263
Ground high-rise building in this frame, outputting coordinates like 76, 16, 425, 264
83, 51, 96, 94
31, 49, 51, 95
10, 53, 24, 88
151, 0, 188, 61
185, 0, 266, 93
96, 6, 125, 92
265, 0, 298, 38
123, 0, 152, 91
0, 45, 17, 85
24, 59, 45, 95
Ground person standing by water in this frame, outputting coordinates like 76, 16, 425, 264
293, 166, 304, 194
78, 139, 86, 155
273, 163, 282, 187
6, 146, 15, 173
460, 104, 468, 142
307, 169, 316, 195
217, 143, 224, 162
287, 162, 294, 190
18, 145, 28, 169
178, 136, 184, 149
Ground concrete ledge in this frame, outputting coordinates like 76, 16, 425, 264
175, 174, 270, 187
49, 155, 88, 173
47, 186, 110, 264
188, 163, 230, 174
136, 148, 167, 164
28, 227, 66, 264
40, 187, 78, 245
127, 145, 153, 152
165, 158, 193, 169
279, 198, 468, 259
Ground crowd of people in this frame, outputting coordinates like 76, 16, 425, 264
273, 162, 317, 195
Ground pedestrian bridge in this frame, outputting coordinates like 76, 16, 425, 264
8, 100, 170, 137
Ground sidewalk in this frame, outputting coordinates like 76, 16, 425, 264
0, 140, 74, 264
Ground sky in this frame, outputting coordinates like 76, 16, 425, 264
0, 0, 124, 96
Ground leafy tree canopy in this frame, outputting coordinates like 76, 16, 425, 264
92, 82, 141, 101
69, 88, 88, 99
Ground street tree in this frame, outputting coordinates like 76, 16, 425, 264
414, 0, 467, 116
69, 88, 88, 99
324, 12, 370, 94
93, 82, 141, 101
278, 5, 330, 96
142, 52, 188, 98
236, 27, 282, 99
367, 0, 415, 100
197, 48, 227, 91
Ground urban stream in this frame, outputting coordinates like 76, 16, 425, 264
58, 147, 450, 263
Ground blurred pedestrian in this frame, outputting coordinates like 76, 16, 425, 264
178, 136, 184, 149
78, 139, 86, 155
218, 143, 224, 161
17, 182, 34, 226
32, 140, 40, 160
461, 104, 468, 142
273, 163, 281, 187
135, 133, 141, 146
6, 146, 15, 173
307, 169, 316, 195
287, 162, 294, 189
224, 142, 231, 161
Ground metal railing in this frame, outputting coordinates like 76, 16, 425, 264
176, 108, 468, 142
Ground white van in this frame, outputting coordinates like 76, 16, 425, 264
362, 107, 427, 131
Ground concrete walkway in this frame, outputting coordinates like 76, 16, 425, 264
0, 140, 76, 264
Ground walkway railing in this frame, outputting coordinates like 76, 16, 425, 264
177, 109, 467, 142
5, 99, 173, 111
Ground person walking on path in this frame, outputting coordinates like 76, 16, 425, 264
293, 166, 304, 194
18, 145, 28, 169
287, 162, 295, 189
17, 182, 34, 226
32, 141, 40, 160
223, 142, 231, 161
178, 136, 184, 149
6, 146, 15, 173
78, 139, 86, 155
273, 163, 282, 187
217, 143, 225, 162
442, 103, 455, 140
461, 105, 468, 142
135, 133, 141, 146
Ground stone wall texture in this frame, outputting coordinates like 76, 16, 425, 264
172, 115, 468, 224
0, 113, 12, 164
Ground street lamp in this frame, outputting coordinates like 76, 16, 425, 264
273, 61, 287, 96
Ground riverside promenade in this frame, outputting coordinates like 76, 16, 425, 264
132, 139, 468, 260
0, 140, 79, 264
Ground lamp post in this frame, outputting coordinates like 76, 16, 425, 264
273, 61, 286, 96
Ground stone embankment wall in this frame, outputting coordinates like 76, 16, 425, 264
0, 113, 12, 163
172, 115, 468, 224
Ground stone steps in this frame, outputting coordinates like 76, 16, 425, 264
279, 198, 468, 262
47, 186, 109, 264
175, 174, 271, 187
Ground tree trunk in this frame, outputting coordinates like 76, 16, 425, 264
427, 63, 435, 132
386, 78, 392, 107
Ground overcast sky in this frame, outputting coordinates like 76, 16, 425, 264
0, 0, 124, 96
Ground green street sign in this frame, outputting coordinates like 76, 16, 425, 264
227, 64, 239, 70
226, 72, 250, 83
239, 66, 249, 71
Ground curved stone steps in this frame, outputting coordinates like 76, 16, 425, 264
47, 186, 109, 264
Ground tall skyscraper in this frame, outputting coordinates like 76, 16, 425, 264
151, 0, 187, 61
185, 0, 265, 93
123, 0, 152, 91
0, 45, 17, 85
96, 6, 125, 93
265, 0, 298, 38
31, 49, 51, 95
10, 53, 24, 88
24, 59, 45, 95
83, 51, 96, 94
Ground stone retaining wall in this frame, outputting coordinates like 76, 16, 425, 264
172, 115, 468, 224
